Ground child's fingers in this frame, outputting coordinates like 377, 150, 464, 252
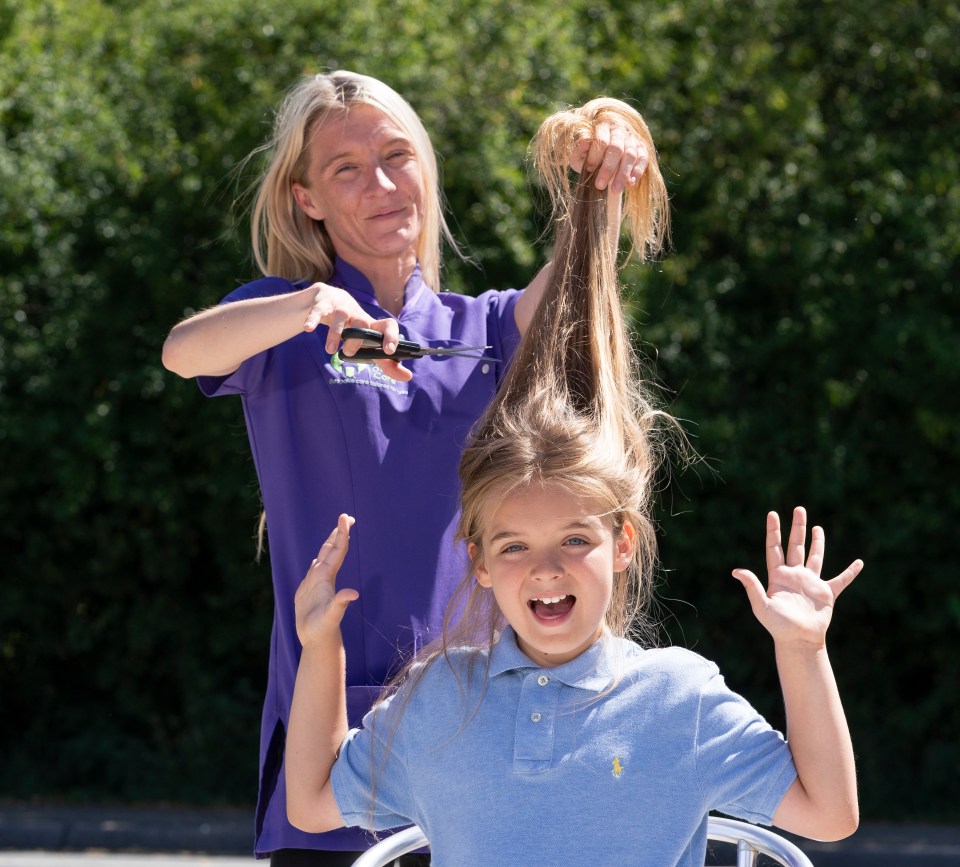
785, 506, 807, 568
732, 568, 768, 617
806, 525, 825, 576
330, 587, 360, 620
826, 559, 864, 600
313, 514, 355, 573
764, 511, 784, 574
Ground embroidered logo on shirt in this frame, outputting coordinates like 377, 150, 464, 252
612, 756, 624, 779
327, 353, 409, 396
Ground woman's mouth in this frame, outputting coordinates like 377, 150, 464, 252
369, 205, 407, 221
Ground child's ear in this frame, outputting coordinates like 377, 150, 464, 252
468, 541, 492, 588
614, 521, 636, 572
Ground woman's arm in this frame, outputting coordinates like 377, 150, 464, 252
161, 283, 409, 381
734, 507, 862, 842
285, 514, 359, 834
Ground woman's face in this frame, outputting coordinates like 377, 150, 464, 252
292, 103, 425, 272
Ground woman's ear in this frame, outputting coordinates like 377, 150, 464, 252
468, 541, 492, 588
292, 182, 325, 221
614, 521, 636, 572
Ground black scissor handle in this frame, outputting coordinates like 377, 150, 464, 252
340, 327, 423, 360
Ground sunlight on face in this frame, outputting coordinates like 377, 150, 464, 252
292, 103, 425, 274
472, 482, 634, 668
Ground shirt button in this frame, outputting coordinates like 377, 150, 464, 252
530, 712, 542, 723
537, 675, 549, 686
481, 363, 491, 375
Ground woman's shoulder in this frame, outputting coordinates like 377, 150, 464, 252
434, 285, 521, 313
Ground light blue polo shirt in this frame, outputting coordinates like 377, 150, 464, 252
332, 628, 797, 866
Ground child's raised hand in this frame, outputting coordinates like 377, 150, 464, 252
294, 514, 359, 648
732, 507, 863, 648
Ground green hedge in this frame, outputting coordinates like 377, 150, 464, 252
1, 0, 957, 819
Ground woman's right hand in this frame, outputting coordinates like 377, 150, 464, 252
294, 514, 359, 649
304, 283, 412, 382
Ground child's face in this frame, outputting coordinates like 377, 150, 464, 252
470, 482, 635, 668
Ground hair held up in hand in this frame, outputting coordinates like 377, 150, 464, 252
456, 98, 674, 645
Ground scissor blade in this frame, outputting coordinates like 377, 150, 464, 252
418, 346, 491, 356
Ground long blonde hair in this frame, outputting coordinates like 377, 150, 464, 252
455, 98, 670, 650
383, 98, 675, 706
247, 70, 458, 290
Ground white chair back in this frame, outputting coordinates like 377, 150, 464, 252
351, 816, 815, 866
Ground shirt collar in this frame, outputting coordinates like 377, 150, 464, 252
488, 626, 621, 693
328, 257, 428, 312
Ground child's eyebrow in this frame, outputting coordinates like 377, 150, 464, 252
487, 519, 599, 544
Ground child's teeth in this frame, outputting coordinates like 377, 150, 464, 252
538, 595, 567, 604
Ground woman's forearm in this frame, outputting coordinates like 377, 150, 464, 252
161, 285, 316, 378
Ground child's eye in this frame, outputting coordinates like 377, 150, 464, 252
501, 543, 525, 554
564, 536, 588, 547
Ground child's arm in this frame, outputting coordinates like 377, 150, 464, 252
733, 507, 862, 842
285, 513, 359, 833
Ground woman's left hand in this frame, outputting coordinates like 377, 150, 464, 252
570, 119, 649, 194
733, 507, 863, 648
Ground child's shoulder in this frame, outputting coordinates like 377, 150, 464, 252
618, 638, 721, 689
398, 645, 490, 699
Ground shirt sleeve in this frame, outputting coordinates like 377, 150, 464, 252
330, 691, 417, 832
694, 665, 798, 825
195, 276, 301, 398
478, 287, 522, 382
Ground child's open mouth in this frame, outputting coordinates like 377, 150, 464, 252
529, 594, 576, 621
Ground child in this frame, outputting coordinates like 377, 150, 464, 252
284, 100, 862, 866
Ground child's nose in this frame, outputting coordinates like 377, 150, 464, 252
530, 553, 562, 581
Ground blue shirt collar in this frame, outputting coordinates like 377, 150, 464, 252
488, 626, 620, 693
329, 257, 428, 312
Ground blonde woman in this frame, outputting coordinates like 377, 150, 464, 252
162, 71, 650, 864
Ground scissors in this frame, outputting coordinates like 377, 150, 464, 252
339, 327, 501, 362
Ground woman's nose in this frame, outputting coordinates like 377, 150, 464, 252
367, 164, 397, 194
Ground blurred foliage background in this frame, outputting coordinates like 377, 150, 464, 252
1, 0, 957, 821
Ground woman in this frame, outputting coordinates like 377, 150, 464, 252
162, 70, 648, 864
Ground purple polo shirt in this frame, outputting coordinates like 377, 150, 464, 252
198, 259, 521, 855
